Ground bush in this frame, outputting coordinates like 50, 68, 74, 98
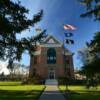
22, 74, 45, 85
58, 77, 86, 85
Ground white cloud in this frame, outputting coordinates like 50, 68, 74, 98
0, 61, 10, 75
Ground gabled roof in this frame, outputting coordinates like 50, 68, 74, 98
35, 34, 73, 55
41, 34, 63, 45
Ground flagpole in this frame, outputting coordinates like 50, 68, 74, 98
63, 28, 69, 91
63, 24, 76, 92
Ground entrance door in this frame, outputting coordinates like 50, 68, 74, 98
48, 69, 55, 79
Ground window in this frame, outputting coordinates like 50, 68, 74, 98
33, 68, 36, 75
47, 48, 56, 64
34, 56, 38, 64
64, 56, 70, 65
66, 59, 70, 65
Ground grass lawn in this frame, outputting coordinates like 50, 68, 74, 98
0, 81, 45, 100
59, 85, 100, 100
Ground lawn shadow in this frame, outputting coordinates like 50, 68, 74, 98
68, 90, 100, 100
67, 89, 100, 100
0, 89, 43, 100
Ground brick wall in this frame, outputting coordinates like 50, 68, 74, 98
30, 45, 74, 79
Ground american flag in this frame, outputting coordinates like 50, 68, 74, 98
63, 24, 76, 30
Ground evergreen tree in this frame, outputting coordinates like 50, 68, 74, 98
78, 0, 100, 86
0, 0, 46, 79
79, 0, 100, 21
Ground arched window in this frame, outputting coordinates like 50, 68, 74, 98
47, 48, 56, 64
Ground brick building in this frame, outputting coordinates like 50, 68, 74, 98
30, 34, 74, 79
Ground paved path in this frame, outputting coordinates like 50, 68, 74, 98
39, 79, 65, 100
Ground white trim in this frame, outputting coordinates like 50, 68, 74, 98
44, 34, 63, 45
40, 44, 62, 47
53, 36, 63, 45
47, 38, 55, 43
62, 51, 73, 55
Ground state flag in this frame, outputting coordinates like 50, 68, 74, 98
64, 32, 73, 37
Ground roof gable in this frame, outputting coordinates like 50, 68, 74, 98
47, 38, 55, 43
44, 35, 62, 45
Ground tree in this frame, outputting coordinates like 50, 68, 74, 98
78, 32, 100, 85
10, 63, 28, 75
79, 0, 100, 74
79, 0, 100, 21
78, 0, 100, 87
85, 32, 100, 73
79, 0, 100, 55
78, 47, 93, 65
0, 0, 46, 80
87, 31, 100, 55
78, 47, 94, 76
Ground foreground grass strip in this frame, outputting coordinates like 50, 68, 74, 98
59, 85, 100, 100
0, 82, 45, 100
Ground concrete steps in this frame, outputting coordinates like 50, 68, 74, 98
45, 79, 58, 85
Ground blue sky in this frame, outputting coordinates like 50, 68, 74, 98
15, 0, 100, 69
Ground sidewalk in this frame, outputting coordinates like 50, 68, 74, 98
39, 79, 65, 100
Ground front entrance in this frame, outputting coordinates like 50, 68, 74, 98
48, 69, 55, 79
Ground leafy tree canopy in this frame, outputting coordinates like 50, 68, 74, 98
0, 0, 46, 67
87, 31, 100, 55
78, 0, 100, 79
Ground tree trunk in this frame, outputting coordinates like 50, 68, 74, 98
29, 55, 34, 78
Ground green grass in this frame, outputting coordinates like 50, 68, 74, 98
0, 81, 21, 86
0, 81, 45, 100
59, 85, 100, 100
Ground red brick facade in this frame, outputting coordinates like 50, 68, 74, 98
30, 35, 74, 79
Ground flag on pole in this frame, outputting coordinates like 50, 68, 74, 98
64, 32, 73, 37
66, 39, 74, 44
63, 24, 76, 30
